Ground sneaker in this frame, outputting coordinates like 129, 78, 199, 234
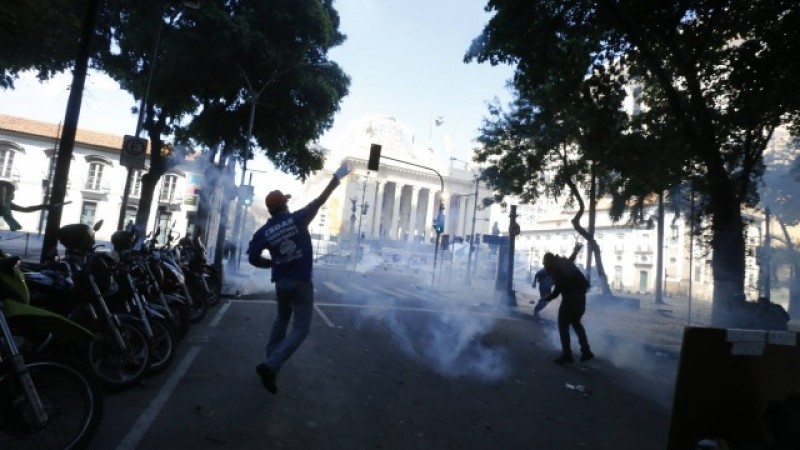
553, 354, 574, 365
255, 363, 278, 394
580, 351, 595, 363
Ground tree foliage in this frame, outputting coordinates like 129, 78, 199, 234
93, 0, 349, 237
0, 1, 97, 89
467, 0, 800, 323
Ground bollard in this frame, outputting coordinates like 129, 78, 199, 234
24, 232, 29, 256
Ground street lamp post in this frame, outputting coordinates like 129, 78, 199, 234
466, 174, 479, 286
229, 62, 333, 270
378, 155, 445, 287
117, 1, 200, 231
449, 157, 481, 286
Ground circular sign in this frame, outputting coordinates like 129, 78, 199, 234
125, 138, 146, 156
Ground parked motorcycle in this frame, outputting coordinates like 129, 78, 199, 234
149, 228, 208, 323
0, 252, 104, 449
23, 221, 152, 391
178, 233, 221, 307
109, 229, 183, 373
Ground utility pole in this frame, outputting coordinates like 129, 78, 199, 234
655, 190, 666, 304
465, 174, 479, 286
764, 207, 771, 298
506, 205, 519, 306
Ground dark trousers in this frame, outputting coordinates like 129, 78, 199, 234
557, 296, 590, 354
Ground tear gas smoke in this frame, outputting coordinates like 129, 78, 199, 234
348, 244, 511, 381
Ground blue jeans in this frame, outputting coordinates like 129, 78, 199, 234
265, 279, 314, 373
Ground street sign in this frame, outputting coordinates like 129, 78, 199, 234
120, 135, 148, 169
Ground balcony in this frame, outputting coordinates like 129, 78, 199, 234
81, 178, 111, 200
159, 194, 184, 211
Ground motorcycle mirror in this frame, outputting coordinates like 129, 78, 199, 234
93, 219, 104, 232
154, 226, 161, 236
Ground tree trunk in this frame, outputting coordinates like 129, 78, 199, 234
212, 152, 237, 277
563, 175, 613, 297
709, 184, 747, 327
655, 191, 666, 304
134, 132, 166, 245
586, 164, 596, 285
777, 216, 800, 318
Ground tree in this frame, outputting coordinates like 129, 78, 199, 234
97, 0, 349, 264
0, 1, 93, 89
468, 0, 800, 325
760, 131, 800, 316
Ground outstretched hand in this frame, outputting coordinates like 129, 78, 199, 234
47, 201, 72, 210
334, 161, 352, 180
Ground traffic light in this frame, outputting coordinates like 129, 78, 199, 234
432, 211, 445, 234
240, 185, 255, 206
368, 143, 382, 171
432, 219, 443, 234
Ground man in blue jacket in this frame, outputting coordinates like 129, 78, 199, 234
248, 161, 351, 394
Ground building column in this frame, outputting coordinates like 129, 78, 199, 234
371, 180, 384, 238
408, 186, 419, 240
460, 195, 470, 237
390, 183, 402, 239
425, 188, 436, 242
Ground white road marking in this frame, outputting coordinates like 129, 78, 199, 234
322, 281, 345, 294
208, 301, 231, 328
350, 284, 373, 294
395, 288, 432, 301
116, 345, 202, 450
224, 299, 525, 322
372, 286, 398, 296
315, 304, 336, 328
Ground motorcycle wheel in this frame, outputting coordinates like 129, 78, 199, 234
164, 295, 191, 341
204, 270, 221, 307
0, 354, 104, 450
147, 318, 177, 375
186, 283, 208, 324
87, 320, 151, 391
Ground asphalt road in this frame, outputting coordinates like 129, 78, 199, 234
85, 269, 673, 450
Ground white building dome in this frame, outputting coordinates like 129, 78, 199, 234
327, 114, 439, 168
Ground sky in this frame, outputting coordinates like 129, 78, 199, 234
0, 0, 515, 176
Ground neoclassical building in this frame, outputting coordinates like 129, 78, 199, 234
300, 115, 492, 248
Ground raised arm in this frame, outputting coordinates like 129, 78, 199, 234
568, 242, 583, 263
299, 161, 352, 227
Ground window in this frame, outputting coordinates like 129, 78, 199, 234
0, 148, 15, 178
160, 174, 178, 202
47, 157, 57, 184
132, 170, 143, 197
123, 207, 137, 228
86, 163, 104, 190
80, 202, 97, 225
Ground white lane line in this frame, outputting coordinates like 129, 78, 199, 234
315, 302, 528, 322
315, 304, 336, 328
372, 286, 398, 296
350, 284, 373, 294
224, 299, 526, 322
322, 281, 345, 294
208, 301, 231, 328
395, 288, 431, 301
116, 345, 202, 450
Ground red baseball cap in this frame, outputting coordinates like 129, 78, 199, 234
265, 190, 291, 209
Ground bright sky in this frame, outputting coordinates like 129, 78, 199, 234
0, 0, 514, 172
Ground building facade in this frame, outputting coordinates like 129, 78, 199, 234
300, 115, 492, 250
0, 114, 204, 244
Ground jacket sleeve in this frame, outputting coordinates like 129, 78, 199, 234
247, 233, 273, 269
